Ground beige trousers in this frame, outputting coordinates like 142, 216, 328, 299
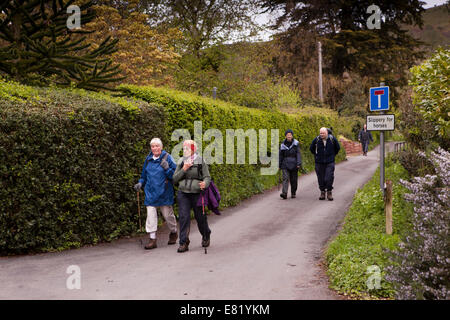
145, 205, 177, 235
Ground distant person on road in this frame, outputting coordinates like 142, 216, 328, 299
134, 138, 178, 250
172, 140, 211, 253
279, 129, 302, 199
358, 124, 373, 156
309, 127, 341, 201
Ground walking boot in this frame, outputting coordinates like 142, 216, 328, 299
177, 243, 189, 253
202, 238, 210, 248
202, 232, 211, 248
327, 191, 333, 201
291, 193, 296, 198
145, 238, 157, 250
280, 193, 287, 199
319, 191, 326, 200
168, 232, 178, 245
177, 238, 190, 253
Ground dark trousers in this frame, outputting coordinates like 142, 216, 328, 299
315, 162, 335, 191
177, 190, 210, 245
281, 168, 298, 195
362, 141, 369, 154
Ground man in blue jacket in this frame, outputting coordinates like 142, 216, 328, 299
309, 128, 341, 201
134, 138, 178, 249
279, 129, 302, 199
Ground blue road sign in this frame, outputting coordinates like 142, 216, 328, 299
370, 86, 389, 111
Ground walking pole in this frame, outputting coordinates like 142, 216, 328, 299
137, 191, 142, 233
137, 190, 144, 247
201, 190, 207, 254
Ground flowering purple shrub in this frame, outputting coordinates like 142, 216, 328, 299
386, 148, 450, 299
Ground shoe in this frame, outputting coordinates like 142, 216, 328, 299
168, 232, 178, 245
291, 194, 296, 198
319, 191, 326, 200
202, 231, 210, 247
145, 238, 157, 250
280, 193, 287, 199
177, 243, 189, 253
327, 191, 333, 201
202, 238, 210, 247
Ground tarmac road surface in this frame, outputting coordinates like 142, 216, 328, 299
0, 144, 392, 300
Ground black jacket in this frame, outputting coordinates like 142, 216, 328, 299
309, 135, 340, 164
358, 129, 373, 143
279, 139, 302, 170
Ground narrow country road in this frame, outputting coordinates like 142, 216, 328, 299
0, 144, 392, 300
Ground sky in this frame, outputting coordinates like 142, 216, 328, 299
423, 0, 448, 8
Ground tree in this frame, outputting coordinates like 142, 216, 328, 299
260, 0, 426, 88
0, 0, 123, 90
409, 48, 449, 146
84, 0, 182, 86
144, 0, 260, 58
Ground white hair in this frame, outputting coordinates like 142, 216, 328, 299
150, 137, 163, 148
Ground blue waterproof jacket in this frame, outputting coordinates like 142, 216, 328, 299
138, 150, 177, 206
309, 135, 341, 164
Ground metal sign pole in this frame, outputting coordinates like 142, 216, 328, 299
318, 41, 323, 102
379, 82, 385, 192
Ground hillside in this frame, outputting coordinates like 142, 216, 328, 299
406, 4, 450, 50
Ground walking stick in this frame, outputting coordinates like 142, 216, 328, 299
201, 190, 207, 254
137, 191, 142, 233
278, 170, 282, 191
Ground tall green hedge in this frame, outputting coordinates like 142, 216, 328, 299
0, 81, 166, 254
1, 80, 350, 255
119, 84, 348, 207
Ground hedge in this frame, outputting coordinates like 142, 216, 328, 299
1, 79, 350, 254
119, 85, 349, 207
0, 80, 166, 255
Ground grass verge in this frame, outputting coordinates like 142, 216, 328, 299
325, 155, 413, 299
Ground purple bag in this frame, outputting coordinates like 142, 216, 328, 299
197, 180, 221, 215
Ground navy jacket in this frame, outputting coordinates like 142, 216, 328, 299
309, 135, 341, 164
138, 150, 177, 206
279, 139, 302, 170
358, 129, 373, 143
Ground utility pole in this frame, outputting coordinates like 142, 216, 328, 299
318, 41, 323, 103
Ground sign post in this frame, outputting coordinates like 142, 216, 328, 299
369, 82, 395, 235
370, 82, 389, 192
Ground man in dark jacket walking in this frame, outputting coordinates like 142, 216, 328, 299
358, 124, 373, 156
279, 129, 302, 199
309, 127, 340, 201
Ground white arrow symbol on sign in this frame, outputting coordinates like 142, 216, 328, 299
374, 89, 384, 109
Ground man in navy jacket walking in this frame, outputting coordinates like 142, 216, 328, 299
309, 128, 341, 201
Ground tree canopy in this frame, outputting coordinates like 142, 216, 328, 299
84, 0, 182, 86
144, 0, 260, 58
0, 0, 123, 90
260, 0, 427, 87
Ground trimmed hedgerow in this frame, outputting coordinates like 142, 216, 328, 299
119, 84, 349, 207
0, 81, 166, 255
1, 79, 351, 255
